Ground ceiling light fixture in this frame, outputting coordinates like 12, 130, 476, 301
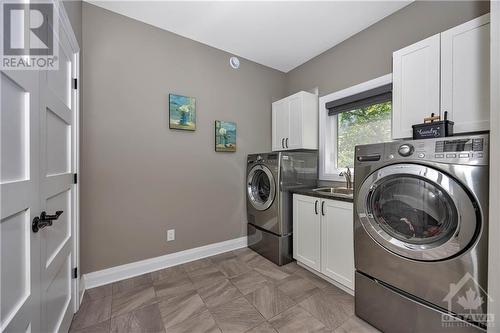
229, 56, 240, 69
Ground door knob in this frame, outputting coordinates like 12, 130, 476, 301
32, 210, 63, 233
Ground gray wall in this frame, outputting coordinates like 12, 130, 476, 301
287, 1, 490, 96
62, 0, 82, 47
81, 3, 287, 273
81, 1, 490, 274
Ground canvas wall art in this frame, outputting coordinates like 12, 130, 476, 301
215, 121, 236, 152
169, 94, 196, 131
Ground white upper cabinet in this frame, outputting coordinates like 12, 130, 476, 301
272, 91, 318, 151
393, 34, 441, 139
441, 14, 490, 133
272, 99, 289, 151
392, 14, 490, 139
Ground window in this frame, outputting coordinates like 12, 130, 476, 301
337, 101, 392, 168
319, 74, 392, 180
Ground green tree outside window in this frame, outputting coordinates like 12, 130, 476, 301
337, 101, 392, 168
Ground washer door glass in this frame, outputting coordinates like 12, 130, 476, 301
247, 164, 276, 211
369, 176, 457, 247
357, 164, 479, 261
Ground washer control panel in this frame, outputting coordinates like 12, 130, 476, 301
381, 134, 489, 166
398, 144, 414, 157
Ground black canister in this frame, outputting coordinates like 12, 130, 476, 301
412, 112, 454, 139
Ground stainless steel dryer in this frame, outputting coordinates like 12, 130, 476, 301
354, 134, 489, 332
247, 151, 317, 265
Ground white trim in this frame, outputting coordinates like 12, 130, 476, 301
72, 50, 80, 312
318, 74, 392, 181
488, 2, 499, 332
296, 261, 354, 296
52, 0, 81, 313
53, 0, 80, 53
83, 237, 248, 289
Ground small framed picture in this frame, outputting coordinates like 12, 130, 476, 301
215, 120, 236, 152
169, 94, 196, 131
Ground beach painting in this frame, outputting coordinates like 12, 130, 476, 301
169, 94, 196, 131
215, 121, 236, 152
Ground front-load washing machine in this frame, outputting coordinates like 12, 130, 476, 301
354, 134, 489, 332
246, 151, 317, 265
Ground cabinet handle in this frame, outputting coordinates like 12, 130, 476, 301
285, 138, 289, 148
321, 201, 325, 216
314, 200, 318, 215
281, 138, 285, 149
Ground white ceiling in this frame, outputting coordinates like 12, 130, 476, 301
86, 1, 412, 72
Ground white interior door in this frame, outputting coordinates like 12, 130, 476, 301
1, 70, 42, 333
38, 15, 77, 333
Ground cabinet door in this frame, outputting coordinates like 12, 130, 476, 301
293, 195, 321, 271
287, 95, 302, 150
441, 14, 490, 133
393, 34, 441, 139
272, 100, 289, 151
321, 199, 354, 290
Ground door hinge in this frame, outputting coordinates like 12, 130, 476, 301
73, 78, 77, 90
73, 173, 78, 184
73, 267, 78, 279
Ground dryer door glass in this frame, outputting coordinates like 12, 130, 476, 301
247, 164, 276, 211
252, 170, 271, 202
357, 164, 479, 261
368, 176, 457, 246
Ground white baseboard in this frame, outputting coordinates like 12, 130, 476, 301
297, 261, 355, 296
79, 278, 85, 306
83, 237, 247, 290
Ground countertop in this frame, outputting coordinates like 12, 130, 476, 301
290, 187, 354, 203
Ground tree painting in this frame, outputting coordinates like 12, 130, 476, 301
337, 101, 392, 168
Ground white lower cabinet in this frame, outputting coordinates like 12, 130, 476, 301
321, 199, 355, 290
293, 194, 354, 290
293, 194, 321, 271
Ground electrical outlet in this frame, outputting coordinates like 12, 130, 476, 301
167, 229, 175, 242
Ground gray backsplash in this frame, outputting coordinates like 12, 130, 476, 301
317, 180, 347, 188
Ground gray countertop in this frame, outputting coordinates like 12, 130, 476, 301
290, 187, 354, 203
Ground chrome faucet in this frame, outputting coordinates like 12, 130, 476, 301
340, 167, 353, 189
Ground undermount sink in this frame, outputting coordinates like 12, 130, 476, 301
312, 187, 354, 197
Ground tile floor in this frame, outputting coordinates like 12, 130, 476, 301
70, 248, 379, 333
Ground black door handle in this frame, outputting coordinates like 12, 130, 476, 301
314, 200, 318, 215
41, 211, 63, 221
281, 138, 285, 149
285, 138, 289, 148
32, 211, 63, 233
321, 201, 325, 216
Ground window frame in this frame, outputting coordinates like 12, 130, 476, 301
318, 74, 393, 181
